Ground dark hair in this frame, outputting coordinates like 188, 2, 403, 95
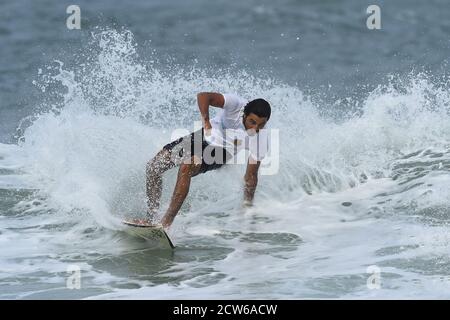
244, 98, 271, 120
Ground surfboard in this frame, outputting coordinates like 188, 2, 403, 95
122, 218, 175, 249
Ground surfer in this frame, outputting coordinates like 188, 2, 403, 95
146, 92, 271, 228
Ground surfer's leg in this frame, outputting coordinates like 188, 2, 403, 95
161, 156, 202, 228
146, 130, 201, 221
146, 149, 174, 217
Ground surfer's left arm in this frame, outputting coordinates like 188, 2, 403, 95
243, 157, 260, 207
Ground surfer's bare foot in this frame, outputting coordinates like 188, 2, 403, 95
161, 220, 171, 229
161, 223, 170, 229
160, 214, 174, 229
127, 218, 153, 226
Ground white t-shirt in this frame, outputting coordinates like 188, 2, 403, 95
204, 93, 269, 161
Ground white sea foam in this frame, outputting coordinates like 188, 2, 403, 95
0, 29, 449, 299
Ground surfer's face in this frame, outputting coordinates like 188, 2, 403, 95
243, 113, 268, 135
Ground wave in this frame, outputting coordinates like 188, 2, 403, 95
0, 28, 448, 230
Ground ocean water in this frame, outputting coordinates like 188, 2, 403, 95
1, 0, 450, 299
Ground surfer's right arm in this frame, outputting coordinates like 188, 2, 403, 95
197, 92, 224, 134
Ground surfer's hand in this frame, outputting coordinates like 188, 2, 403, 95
203, 120, 212, 136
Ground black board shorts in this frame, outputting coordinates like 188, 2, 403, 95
162, 129, 232, 176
